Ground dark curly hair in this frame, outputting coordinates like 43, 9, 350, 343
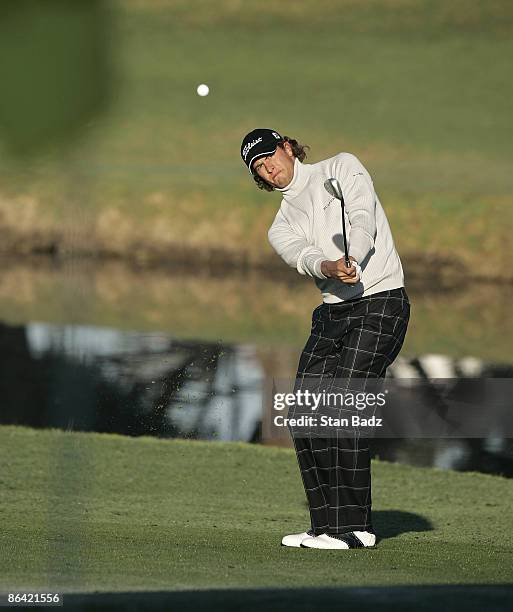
252, 136, 309, 192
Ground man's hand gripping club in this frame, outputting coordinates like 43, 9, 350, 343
321, 256, 361, 284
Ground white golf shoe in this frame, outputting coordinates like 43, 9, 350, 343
301, 531, 376, 549
281, 530, 319, 548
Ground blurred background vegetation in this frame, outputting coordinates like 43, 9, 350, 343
0, 0, 511, 360
0, 0, 512, 273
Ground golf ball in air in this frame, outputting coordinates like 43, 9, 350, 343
197, 84, 209, 97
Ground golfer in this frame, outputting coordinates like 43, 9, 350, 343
240, 129, 410, 549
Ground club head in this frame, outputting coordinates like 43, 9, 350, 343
324, 177, 343, 200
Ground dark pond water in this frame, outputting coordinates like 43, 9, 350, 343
1, 320, 512, 478
0, 321, 262, 441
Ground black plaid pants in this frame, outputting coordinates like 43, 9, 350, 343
291, 287, 410, 536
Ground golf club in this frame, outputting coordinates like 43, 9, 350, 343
323, 177, 351, 268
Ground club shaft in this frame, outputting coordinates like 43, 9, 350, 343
339, 194, 350, 267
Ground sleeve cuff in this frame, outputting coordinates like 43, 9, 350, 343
297, 250, 327, 279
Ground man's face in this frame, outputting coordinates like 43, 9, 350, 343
252, 142, 295, 189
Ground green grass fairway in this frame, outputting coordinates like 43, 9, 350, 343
1, 425, 512, 609
0, 1, 512, 277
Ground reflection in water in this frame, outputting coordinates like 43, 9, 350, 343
1, 320, 512, 477
0, 321, 262, 442
0, 259, 512, 364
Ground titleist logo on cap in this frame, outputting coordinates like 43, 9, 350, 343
242, 137, 263, 160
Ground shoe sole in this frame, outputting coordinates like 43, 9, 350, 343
300, 543, 377, 549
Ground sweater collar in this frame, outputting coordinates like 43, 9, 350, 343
276, 157, 312, 198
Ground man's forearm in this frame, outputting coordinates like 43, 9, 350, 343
320, 260, 332, 278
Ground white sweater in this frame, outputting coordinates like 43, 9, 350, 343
268, 153, 405, 304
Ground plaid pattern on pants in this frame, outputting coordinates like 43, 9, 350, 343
291, 287, 410, 536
